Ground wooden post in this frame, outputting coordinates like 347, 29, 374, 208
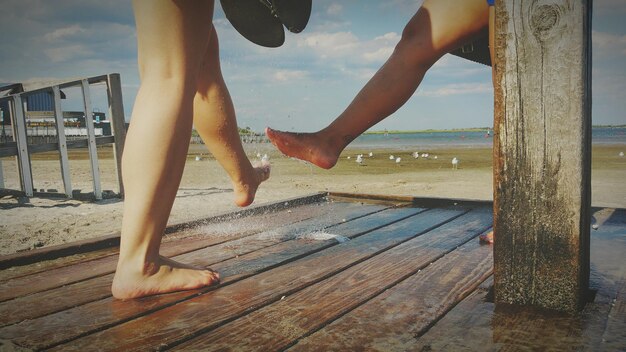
80, 79, 102, 200
493, 0, 592, 312
0, 159, 4, 189
11, 95, 34, 197
106, 73, 127, 197
52, 86, 73, 198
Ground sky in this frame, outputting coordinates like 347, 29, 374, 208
0, 0, 625, 132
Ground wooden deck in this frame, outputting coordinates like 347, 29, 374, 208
0, 193, 624, 351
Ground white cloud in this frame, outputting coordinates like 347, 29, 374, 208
44, 44, 93, 63
417, 83, 493, 97
297, 30, 400, 67
273, 70, 309, 82
327, 4, 343, 16
44, 25, 86, 42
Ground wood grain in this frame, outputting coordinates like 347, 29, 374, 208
0, 202, 385, 326
35, 208, 462, 351
493, 0, 592, 312
172, 209, 492, 351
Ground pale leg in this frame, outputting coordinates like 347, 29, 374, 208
112, 0, 220, 300
193, 27, 270, 207
266, 0, 490, 169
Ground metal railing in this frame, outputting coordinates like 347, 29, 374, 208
0, 74, 127, 200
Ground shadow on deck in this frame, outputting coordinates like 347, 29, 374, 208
0, 193, 624, 351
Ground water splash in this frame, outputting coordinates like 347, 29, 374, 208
296, 231, 350, 243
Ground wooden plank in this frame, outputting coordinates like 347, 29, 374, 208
80, 79, 102, 200
52, 86, 72, 197
493, 0, 592, 312
415, 209, 626, 351
106, 73, 127, 196
172, 209, 493, 351
13, 208, 464, 350
413, 277, 496, 351
329, 191, 492, 208
10, 95, 33, 197
0, 246, 120, 283
0, 193, 327, 271
601, 279, 626, 351
289, 230, 493, 351
0, 200, 353, 302
0, 204, 412, 327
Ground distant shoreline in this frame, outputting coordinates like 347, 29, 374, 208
364, 125, 626, 135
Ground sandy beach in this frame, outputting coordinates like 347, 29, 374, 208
1, 143, 625, 255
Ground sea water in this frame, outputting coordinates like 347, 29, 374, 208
347, 127, 626, 150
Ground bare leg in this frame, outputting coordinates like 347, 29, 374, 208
112, 0, 219, 300
193, 27, 269, 207
266, 0, 489, 169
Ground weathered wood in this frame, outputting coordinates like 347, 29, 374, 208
0, 200, 352, 302
493, 0, 592, 312
80, 79, 102, 199
173, 209, 492, 351
0, 193, 327, 271
27, 208, 462, 351
52, 86, 73, 197
106, 73, 127, 196
0, 202, 387, 326
0, 159, 4, 189
416, 209, 626, 351
10, 95, 33, 197
289, 229, 493, 352
413, 277, 497, 351
329, 191, 492, 208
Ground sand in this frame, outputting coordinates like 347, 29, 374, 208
1, 143, 625, 255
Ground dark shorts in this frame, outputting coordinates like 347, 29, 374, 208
487, 0, 494, 6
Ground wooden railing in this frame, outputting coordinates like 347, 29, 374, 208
0, 74, 127, 200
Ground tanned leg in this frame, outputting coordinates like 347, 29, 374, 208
193, 27, 269, 207
266, 0, 489, 169
112, 0, 220, 300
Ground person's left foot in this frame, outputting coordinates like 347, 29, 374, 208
479, 231, 493, 244
233, 161, 270, 207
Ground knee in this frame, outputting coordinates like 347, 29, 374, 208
139, 64, 199, 101
395, 18, 441, 70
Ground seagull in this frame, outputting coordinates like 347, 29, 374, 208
389, 155, 395, 160
347, 156, 351, 159
356, 154, 363, 165
433, 155, 438, 160
452, 157, 459, 169
261, 154, 269, 163
195, 155, 202, 161
395, 157, 402, 164
369, 152, 373, 157
412, 152, 419, 159
620, 151, 624, 157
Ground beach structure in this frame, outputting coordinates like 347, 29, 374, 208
492, 0, 592, 313
0, 0, 620, 350
0, 74, 126, 200
0, 193, 622, 351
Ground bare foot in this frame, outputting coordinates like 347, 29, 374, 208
111, 256, 220, 300
479, 231, 494, 244
265, 127, 339, 169
232, 161, 270, 207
